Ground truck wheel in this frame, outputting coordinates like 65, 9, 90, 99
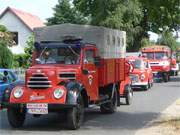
163, 73, 169, 82
175, 71, 178, 76
67, 94, 84, 130
100, 88, 117, 114
144, 84, 149, 90
125, 86, 133, 105
7, 107, 26, 128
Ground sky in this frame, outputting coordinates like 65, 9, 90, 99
0, 0, 58, 21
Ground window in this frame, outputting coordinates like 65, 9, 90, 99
11, 32, 18, 44
107, 35, 110, 45
112, 36, 116, 45
122, 38, 124, 47
117, 37, 120, 46
84, 50, 94, 64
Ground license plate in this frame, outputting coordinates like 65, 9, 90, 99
27, 103, 48, 114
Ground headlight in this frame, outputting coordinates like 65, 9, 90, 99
53, 89, 64, 99
160, 61, 169, 66
13, 87, 23, 99
140, 74, 145, 80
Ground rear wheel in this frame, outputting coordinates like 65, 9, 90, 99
67, 94, 84, 130
100, 86, 117, 114
7, 107, 26, 128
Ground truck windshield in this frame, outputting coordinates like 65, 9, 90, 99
143, 52, 154, 59
154, 52, 168, 60
36, 46, 81, 65
132, 59, 145, 69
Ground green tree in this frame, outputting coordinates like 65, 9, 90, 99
139, 0, 180, 35
47, 0, 87, 25
24, 35, 35, 68
74, 0, 143, 51
157, 31, 178, 51
13, 35, 35, 68
0, 25, 14, 68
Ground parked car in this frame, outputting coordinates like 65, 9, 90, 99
0, 69, 24, 110
127, 56, 153, 90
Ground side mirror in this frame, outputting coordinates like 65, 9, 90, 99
94, 56, 101, 67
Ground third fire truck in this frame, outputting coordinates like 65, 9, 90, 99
141, 45, 171, 82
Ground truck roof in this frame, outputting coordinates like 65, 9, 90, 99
141, 45, 171, 52
34, 23, 126, 58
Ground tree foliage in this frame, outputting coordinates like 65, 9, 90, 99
47, 0, 87, 25
0, 25, 14, 68
74, 0, 143, 51
47, 0, 180, 51
157, 31, 178, 51
139, 0, 180, 34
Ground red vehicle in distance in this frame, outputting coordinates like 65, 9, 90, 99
141, 45, 171, 82
127, 56, 153, 90
7, 24, 133, 129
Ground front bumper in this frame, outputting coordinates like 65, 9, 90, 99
131, 82, 148, 88
5, 103, 77, 111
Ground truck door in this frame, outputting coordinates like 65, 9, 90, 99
82, 48, 98, 100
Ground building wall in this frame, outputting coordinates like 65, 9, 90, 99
0, 11, 32, 54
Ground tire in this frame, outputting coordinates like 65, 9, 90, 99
100, 86, 117, 114
7, 107, 26, 128
125, 86, 133, 105
163, 73, 169, 82
67, 94, 84, 130
143, 85, 149, 90
175, 71, 178, 76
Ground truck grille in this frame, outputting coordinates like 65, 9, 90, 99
59, 72, 76, 80
28, 73, 52, 89
130, 74, 139, 82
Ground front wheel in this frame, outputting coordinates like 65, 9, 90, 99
67, 94, 84, 130
7, 107, 26, 128
125, 86, 133, 105
100, 87, 117, 114
163, 73, 169, 82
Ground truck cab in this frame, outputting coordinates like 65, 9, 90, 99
141, 45, 171, 82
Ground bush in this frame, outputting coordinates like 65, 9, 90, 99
0, 42, 13, 68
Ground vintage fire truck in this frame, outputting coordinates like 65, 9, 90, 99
127, 56, 153, 90
7, 24, 133, 129
141, 45, 171, 82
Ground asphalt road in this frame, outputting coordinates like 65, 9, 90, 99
0, 76, 180, 135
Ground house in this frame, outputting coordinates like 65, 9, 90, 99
0, 7, 45, 54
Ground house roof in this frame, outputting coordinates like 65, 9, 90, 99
0, 7, 45, 31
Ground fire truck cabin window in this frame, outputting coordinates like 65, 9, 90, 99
155, 52, 168, 60
84, 50, 94, 64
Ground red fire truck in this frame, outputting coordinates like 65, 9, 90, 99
7, 24, 133, 129
141, 45, 171, 82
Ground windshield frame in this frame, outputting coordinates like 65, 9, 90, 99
34, 43, 83, 65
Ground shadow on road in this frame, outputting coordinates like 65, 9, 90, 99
0, 108, 160, 132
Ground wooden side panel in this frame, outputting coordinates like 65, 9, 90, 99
119, 58, 125, 81
98, 58, 125, 87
